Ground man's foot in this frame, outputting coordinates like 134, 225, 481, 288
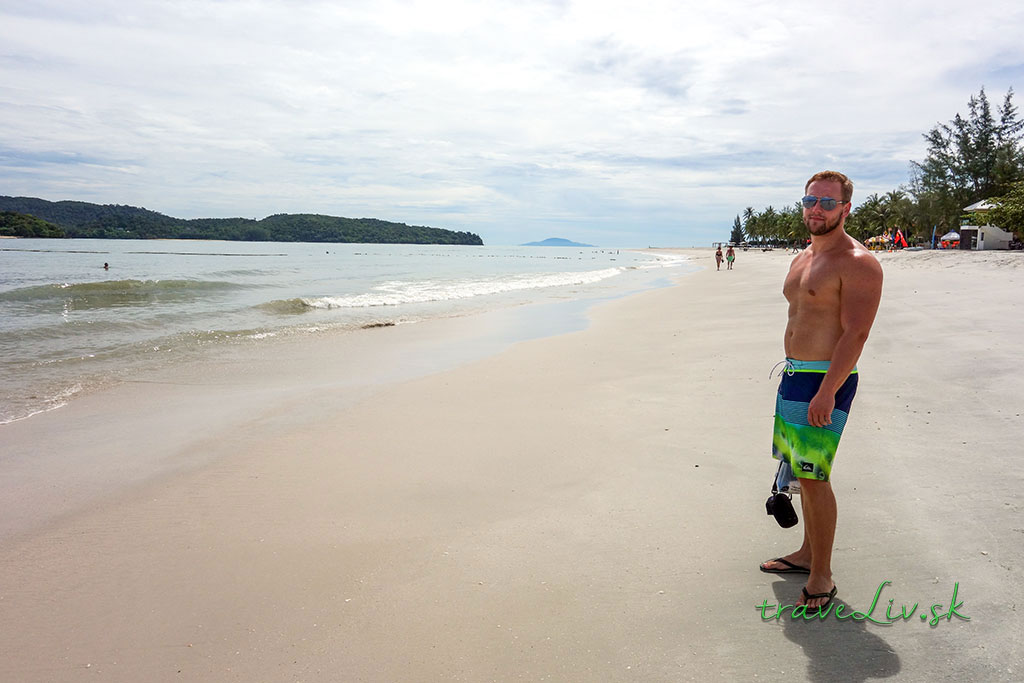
797, 584, 837, 613
758, 557, 810, 574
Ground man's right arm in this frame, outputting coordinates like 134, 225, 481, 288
806, 254, 883, 427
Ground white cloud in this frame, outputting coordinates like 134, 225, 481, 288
1, 0, 1022, 246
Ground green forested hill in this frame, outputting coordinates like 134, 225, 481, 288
0, 196, 483, 245
0, 211, 67, 238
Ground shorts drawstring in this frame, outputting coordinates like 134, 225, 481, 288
770, 359, 795, 378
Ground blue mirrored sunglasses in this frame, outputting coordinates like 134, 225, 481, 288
802, 195, 847, 211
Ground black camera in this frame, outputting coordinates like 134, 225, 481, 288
766, 491, 798, 528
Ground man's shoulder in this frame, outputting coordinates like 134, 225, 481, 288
843, 239, 881, 266
838, 238, 883, 282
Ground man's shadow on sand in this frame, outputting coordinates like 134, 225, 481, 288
763, 578, 901, 682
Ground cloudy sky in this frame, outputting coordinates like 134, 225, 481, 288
2, 0, 1022, 246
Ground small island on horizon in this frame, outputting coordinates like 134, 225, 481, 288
520, 237, 595, 247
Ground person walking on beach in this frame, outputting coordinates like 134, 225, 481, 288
725, 245, 736, 270
759, 170, 883, 614
715, 247, 724, 270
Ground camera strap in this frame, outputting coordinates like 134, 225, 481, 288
772, 457, 785, 496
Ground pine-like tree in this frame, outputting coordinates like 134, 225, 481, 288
730, 215, 745, 243
911, 87, 1024, 230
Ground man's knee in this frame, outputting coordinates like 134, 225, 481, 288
799, 478, 833, 497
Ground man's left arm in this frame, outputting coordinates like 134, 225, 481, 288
807, 255, 883, 427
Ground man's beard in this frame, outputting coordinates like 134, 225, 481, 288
804, 212, 843, 236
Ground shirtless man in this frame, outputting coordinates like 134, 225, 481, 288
758, 170, 883, 613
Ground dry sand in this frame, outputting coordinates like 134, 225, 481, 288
1, 248, 1022, 682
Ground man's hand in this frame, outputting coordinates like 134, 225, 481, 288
807, 390, 835, 427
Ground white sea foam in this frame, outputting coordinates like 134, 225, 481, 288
0, 383, 83, 425
299, 267, 625, 309
636, 252, 691, 269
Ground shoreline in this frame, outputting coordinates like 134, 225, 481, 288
1, 248, 1022, 681
0, 255, 696, 542
0, 240, 692, 425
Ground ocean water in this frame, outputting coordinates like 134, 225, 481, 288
0, 239, 694, 424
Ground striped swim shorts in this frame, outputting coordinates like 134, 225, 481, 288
771, 359, 858, 482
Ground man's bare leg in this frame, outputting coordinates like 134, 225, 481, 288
795, 479, 836, 609
759, 479, 837, 609
760, 506, 812, 571
761, 534, 811, 571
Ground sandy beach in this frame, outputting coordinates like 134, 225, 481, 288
2, 247, 1022, 682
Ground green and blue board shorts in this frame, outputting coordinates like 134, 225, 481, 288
772, 359, 858, 482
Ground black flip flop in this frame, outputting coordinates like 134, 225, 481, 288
800, 585, 838, 613
758, 557, 810, 574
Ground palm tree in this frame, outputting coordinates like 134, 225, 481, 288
854, 193, 886, 238
781, 204, 806, 244
745, 212, 762, 245
742, 206, 755, 242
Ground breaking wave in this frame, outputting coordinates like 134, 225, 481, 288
258, 267, 625, 313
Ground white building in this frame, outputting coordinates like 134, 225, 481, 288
959, 200, 1015, 250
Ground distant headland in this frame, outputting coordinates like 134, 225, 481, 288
0, 196, 483, 245
521, 237, 595, 247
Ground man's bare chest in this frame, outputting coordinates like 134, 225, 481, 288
784, 257, 841, 305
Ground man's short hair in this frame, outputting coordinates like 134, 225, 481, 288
805, 171, 853, 202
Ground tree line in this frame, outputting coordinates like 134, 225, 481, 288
730, 87, 1024, 246
0, 196, 484, 245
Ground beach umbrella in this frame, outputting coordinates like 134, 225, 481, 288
940, 231, 960, 241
